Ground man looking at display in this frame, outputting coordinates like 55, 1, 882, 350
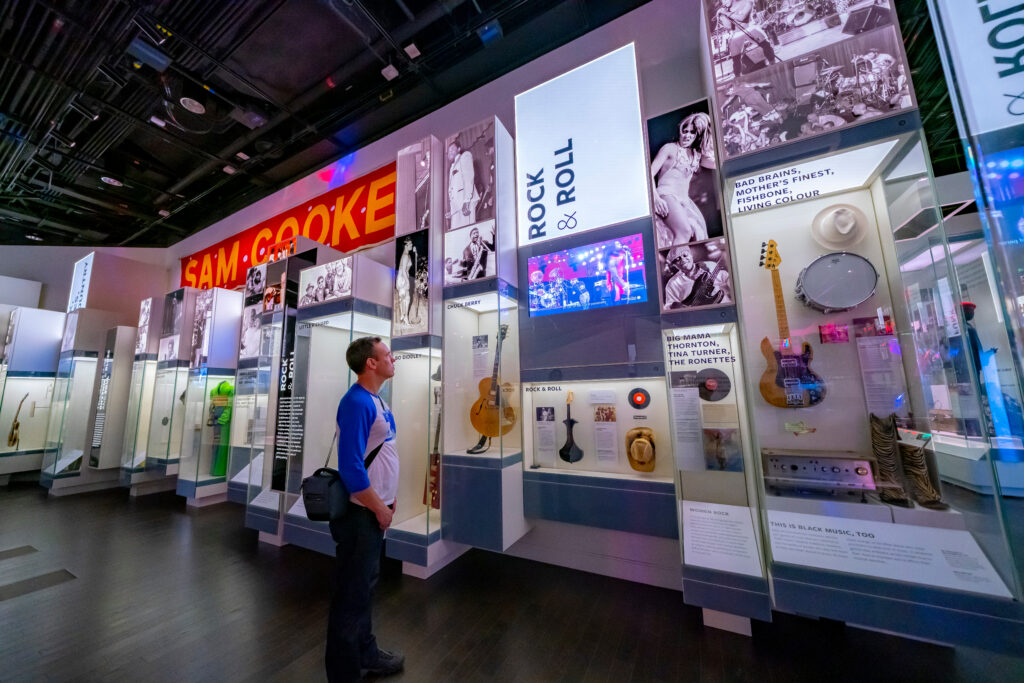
326, 337, 402, 682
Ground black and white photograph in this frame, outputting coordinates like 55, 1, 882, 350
239, 305, 262, 359
715, 23, 913, 158
135, 298, 151, 355
444, 120, 495, 232
158, 335, 179, 362
444, 220, 496, 285
647, 99, 723, 249
297, 257, 352, 308
396, 140, 432, 234
393, 230, 429, 337
191, 290, 213, 367
705, 0, 895, 84
471, 335, 488, 351
536, 407, 555, 423
162, 289, 184, 336
658, 237, 733, 312
244, 264, 266, 303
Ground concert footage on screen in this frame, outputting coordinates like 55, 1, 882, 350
527, 233, 648, 317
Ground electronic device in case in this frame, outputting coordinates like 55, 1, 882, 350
762, 448, 876, 492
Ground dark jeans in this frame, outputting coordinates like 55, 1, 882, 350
326, 506, 384, 683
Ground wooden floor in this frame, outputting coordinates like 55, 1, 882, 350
1, 482, 1022, 682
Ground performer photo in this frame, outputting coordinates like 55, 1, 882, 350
461, 224, 494, 281
650, 111, 717, 247
239, 306, 261, 357
715, 0, 777, 78
395, 237, 415, 326
606, 241, 633, 302
446, 140, 479, 230
662, 244, 731, 310
528, 270, 548, 310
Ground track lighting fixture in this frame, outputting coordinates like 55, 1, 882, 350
49, 130, 76, 148
68, 100, 99, 121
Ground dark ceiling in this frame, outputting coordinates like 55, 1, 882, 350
0, 0, 651, 247
0, 0, 964, 248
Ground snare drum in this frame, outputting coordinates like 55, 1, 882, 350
795, 252, 878, 313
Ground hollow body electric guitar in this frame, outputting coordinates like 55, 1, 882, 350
469, 324, 517, 438
758, 240, 826, 408
558, 391, 583, 463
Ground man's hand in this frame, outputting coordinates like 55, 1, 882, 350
374, 505, 394, 530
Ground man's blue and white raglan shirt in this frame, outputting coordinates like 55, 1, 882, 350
336, 383, 399, 506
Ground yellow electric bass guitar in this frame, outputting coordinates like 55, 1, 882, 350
758, 240, 826, 408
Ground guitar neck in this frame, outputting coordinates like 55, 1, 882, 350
487, 336, 504, 405
770, 269, 790, 341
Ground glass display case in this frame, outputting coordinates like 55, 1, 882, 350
0, 307, 64, 479
120, 296, 163, 489
144, 288, 199, 474
661, 322, 769, 619
119, 355, 157, 480
440, 286, 527, 551
278, 292, 392, 553
176, 368, 237, 498
386, 339, 443, 564
175, 287, 243, 503
85, 327, 136, 472
40, 351, 98, 482
725, 131, 1022, 644
40, 308, 121, 493
227, 359, 272, 504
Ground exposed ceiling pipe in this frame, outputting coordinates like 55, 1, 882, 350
152, 0, 468, 206
0, 205, 95, 236
394, 0, 415, 22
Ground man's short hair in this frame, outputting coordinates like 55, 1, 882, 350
346, 336, 382, 374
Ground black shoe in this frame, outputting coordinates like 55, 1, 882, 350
362, 649, 404, 678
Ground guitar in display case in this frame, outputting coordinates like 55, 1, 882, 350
423, 388, 441, 509
758, 240, 826, 409
467, 324, 516, 453
558, 391, 583, 463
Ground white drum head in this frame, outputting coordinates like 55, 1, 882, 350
797, 252, 878, 312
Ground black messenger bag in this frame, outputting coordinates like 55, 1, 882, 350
301, 434, 384, 522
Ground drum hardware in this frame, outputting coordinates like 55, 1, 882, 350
795, 252, 878, 313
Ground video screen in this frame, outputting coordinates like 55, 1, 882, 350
527, 233, 648, 317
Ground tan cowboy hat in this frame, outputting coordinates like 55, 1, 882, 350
811, 204, 870, 249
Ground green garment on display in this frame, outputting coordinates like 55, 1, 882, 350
208, 380, 234, 477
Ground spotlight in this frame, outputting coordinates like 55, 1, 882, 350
476, 19, 503, 46
100, 176, 123, 187
68, 100, 99, 121
26, 234, 44, 242
50, 130, 76, 148
381, 64, 399, 81
158, 209, 171, 218
403, 43, 421, 59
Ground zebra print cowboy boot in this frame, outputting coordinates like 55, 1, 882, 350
898, 441, 949, 510
869, 413, 912, 507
